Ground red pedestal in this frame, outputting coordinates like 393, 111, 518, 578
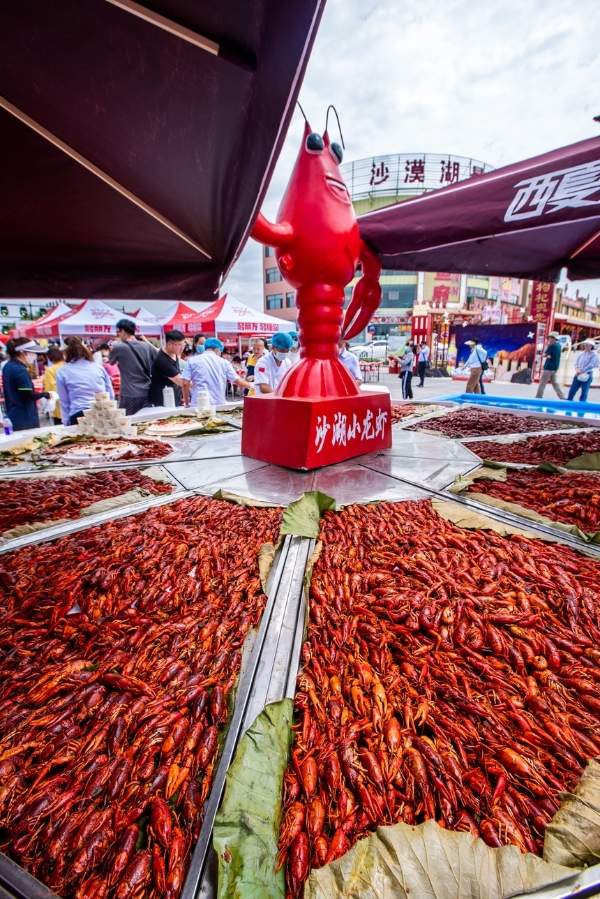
242, 391, 392, 470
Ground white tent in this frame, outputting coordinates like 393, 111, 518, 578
58, 299, 156, 337
185, 293, 295, 337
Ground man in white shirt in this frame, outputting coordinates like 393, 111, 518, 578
253, 332, 293, 396
338, 340, 363, 384
181, 337, 250, 406
417, 342, 430, 387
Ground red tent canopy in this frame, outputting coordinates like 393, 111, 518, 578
357, 135, 600, 282
151, 302, 201, 335
9, 301, 73, 338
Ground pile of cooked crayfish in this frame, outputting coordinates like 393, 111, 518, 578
39, 437, 174, 466
390, 405, 421, 424
468, 431, 600, 465
0, 497, 281, 898
410, 408, 581, 439
0, 469, 173, 533
280, 499, 600, 897
464, 467, 600, 533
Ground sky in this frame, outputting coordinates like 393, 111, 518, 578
222, 0, 600, 309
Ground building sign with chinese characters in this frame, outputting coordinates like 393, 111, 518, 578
341, 153, 494, 202
530, 281, 555, 326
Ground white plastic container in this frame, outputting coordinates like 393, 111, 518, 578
120, 425, 138, 437
94, 392, 109, 401
163, 386, 176, 408
196, 390, 210, 412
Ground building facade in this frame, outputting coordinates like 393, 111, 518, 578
262, 245, 296, 323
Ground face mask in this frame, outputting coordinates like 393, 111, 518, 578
24, 353, 37, 365
292, 340, 299, 348
273, 351, 288, 361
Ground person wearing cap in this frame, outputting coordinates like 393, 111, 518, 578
253, 332, 293, 396
338, 339, 363, 385
464, 338, 488, 394
288, 332, 301, 367
2, 338, 50, 431
181, 337, 250, 407
568, 340, 599, 403
536, 332, 565, 400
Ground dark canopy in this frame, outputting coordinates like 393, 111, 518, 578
358, 135, 600, 282
0, 0, 325, 299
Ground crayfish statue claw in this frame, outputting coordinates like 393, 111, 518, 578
250, 122, 382, 399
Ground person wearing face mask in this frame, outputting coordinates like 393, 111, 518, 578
253, 332, 294, 395
288, 331, 301, 366
3, 339, 50, 431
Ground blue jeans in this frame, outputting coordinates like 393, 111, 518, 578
568, 374, 593, 402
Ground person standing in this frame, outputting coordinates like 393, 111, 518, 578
416, 342, 430, 387
55, 337, 114, 425
149, 329, 185, 407
568, 340, 599, 402
181, 337, 250, 406
2, 339, 50, 431
464, 339, 488, 394
536, 331, 565, 400
253, 332, 294, 395
43, 346, 65, 425
477, 343, 488, 394
399, 342, 414, 399
109, 319, 157, 415
338, 340, 362, 385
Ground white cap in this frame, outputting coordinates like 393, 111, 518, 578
17, 340, 47, 353
548, 331, 560, 339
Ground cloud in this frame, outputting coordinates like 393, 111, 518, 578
224, 0, 600, 309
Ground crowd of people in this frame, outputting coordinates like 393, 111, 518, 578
1, 320, 368, 432
2, 320, 598, 433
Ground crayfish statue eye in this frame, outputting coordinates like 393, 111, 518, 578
251, 122, 382, 399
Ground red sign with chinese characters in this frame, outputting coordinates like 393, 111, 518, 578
530, 281, 555, 326
242, 392, 391, 470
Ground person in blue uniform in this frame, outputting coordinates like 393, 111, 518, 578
2, 338, 50, 431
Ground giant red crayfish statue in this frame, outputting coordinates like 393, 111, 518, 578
251, 120, 382, 398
